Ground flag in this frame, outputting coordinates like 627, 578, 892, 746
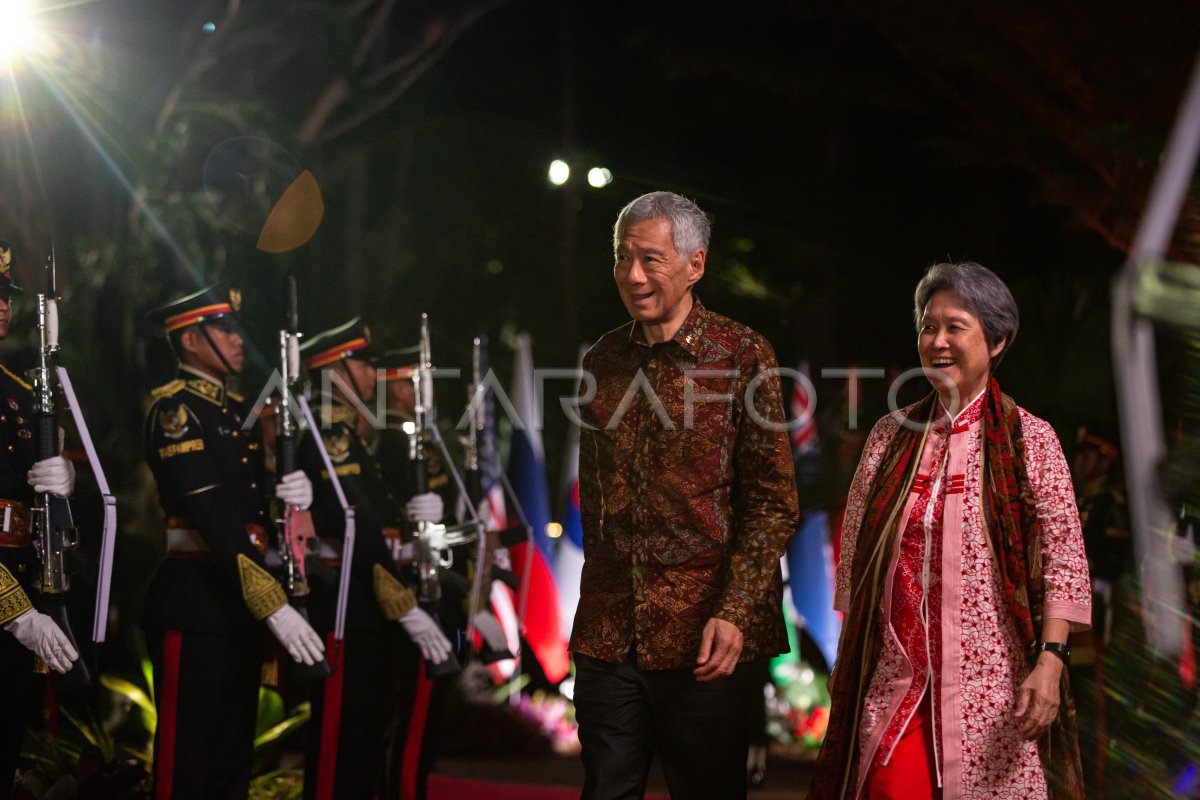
474, 338, 520, 681
552, 343, 589, 640
786, 360, 842, 669
505, 334, 570, 684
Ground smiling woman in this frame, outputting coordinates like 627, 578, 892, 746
809, 262, 1091, 800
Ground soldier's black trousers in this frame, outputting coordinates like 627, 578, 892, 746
305, 625, 397, 800
0, 635, 35, 800
148, 630, 259, 800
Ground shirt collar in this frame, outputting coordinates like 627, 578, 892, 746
937, 385, 987, 426
626, 295, 708, 359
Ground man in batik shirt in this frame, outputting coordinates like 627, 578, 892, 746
570, 191, 799, 800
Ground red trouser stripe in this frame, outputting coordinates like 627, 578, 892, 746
400, 659, 434, 800
314, 634, 345, 800
154, 631, 183, 800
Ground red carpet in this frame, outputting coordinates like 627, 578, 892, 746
427, 775, 670, 800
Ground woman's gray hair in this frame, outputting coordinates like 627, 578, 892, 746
913, 261, 1019, 367
613, 191, 711, 259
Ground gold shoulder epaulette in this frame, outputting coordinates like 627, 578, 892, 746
318, 403, 358, 427
151, 379, 186, 399
0, 364, 31, 391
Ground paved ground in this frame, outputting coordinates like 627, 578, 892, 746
436, 752, 816, 799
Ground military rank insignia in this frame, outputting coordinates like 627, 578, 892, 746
158, 405, 190, 439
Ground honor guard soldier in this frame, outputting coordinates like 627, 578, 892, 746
297, 319, 452, 800
373, 346, 507, 800
0, 239, 79, 799
143, 285, 324, 800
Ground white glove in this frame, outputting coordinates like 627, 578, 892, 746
4, 609, 78, 674
28, 456, 76, 497
406, 492, 443, 524
275, 470, 313, 511
266, 604, 325, 666
398, 607, 452, 664
474, 609, 510, 654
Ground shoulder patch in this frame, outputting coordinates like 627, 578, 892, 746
322, 429, 353, 464
0, 364, 31, 391
237, 553, 287, 620
156, 404, 192, 440
151, 379, 186, 399
372, 564, 417, 621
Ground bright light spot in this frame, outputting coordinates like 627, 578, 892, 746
559, 676, 575, 701
202, 21, 216, 33
402, 421, 416, 435
586, 167, 613, 188
548, 159, 570, 186
0, 0, 39, 64
546, 522, 563, 539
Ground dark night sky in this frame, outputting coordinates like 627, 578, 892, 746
3, 0, 1183, 482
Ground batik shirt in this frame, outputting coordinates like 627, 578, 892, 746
570, 299, 799, 670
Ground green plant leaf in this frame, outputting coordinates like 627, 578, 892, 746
253, 706, 310, 750
256, 687, 285, 737
102, 674, 158, 731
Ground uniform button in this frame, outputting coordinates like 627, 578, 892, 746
16, 563, 25, 574
241, 457, 248, 464
5, 446, 11, 452
250, 482, 257, 489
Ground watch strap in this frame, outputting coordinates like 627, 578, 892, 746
1038, 641, 1070, 662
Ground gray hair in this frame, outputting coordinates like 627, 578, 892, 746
913, 261, 1019, 367
612, 191, 711, 259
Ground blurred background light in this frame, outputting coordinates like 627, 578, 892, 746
548, 159, 569, 186
0, 0, 38, 64
586, 167, 612, 188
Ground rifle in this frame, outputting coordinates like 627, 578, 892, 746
276, 276, 330, 680
31, 241, 90, 690
409, 314, 474, 677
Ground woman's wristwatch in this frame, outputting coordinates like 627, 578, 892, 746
1038, 641, 1070, 662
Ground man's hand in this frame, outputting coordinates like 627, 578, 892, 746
28, 456, 76, 497
1013, 653, 1062, 740
398, 607, 452, 664
693, 617, 742, 682
406, 492, 444, 524
4, 609, 78, 674
266, 605, 326, 666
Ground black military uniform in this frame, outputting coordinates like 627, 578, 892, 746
371, 350, 468, 800
297, 319, 421, 800
0, 244, 48, 798
142, 286, 289, 800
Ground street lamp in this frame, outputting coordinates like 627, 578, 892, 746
548, 159, 570, 186
586, 167, 612, 188
547, 159, 613, 188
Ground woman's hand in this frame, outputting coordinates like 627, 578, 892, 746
1013, 653, 1062, 740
